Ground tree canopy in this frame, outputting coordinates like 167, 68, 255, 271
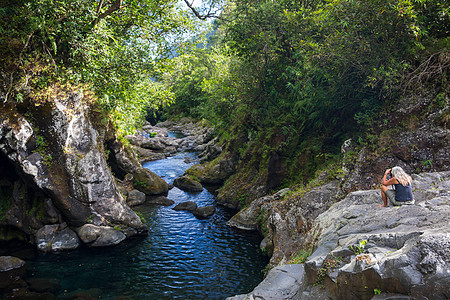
0, 0, 218, 133
162, 0, 449, 184
1, 0, 448, 179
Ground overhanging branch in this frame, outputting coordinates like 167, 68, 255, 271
182, 0, 226, 21
92, 0, 128, 27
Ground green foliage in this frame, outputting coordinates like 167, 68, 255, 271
374, 288, 382, 295
135, 211, 146, 223
422, 159, 433, 169
86, 214, 94, 223
351, 239, 368, 255
315, 254, 343, 285
238, 193, 249, 207
163, 0, 448, 193
256, 208, 269, 236
289, 248, 311, 264
133, 179, 146, 189
0, 0, 208, 134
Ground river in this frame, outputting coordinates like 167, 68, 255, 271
19, 140, 268, 299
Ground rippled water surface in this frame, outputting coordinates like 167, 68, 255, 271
26, 149, 268, 299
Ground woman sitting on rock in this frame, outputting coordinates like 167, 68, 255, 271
380, 166, 415, 208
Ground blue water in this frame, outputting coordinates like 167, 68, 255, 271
25, 151, 267, 299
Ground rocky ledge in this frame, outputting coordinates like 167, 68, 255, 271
228, 172, 450, 300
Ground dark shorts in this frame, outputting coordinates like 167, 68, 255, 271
386, 189, 415, 206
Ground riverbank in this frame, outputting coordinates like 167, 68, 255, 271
0, 121, 268, 299
226, 172, 450, 300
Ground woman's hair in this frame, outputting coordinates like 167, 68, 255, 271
392, 166, 412, 186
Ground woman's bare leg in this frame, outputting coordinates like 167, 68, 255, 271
380, 186, 389, 207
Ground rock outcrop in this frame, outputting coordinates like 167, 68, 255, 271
35, 223, 81, 252
300, 172, 450, 300
107, 138, 168, 196
0, 93, 156, 251
146, 195, 175, 206
228, 172, 450, 299
0, 256, 26, 290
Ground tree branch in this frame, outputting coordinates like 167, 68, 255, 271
92, 0, 128, 27
182, 0, 226, 21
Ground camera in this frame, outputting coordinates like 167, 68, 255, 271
386, 171, 392, 180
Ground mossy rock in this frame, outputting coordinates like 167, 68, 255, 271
133, 168, 169, 195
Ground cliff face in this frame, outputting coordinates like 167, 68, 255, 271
0, 92, 163, 251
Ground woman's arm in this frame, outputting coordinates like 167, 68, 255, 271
382, 168, 398, 186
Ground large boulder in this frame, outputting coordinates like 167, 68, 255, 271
146, 195, 174, 206
35, 224, 81, 252
131, 145, 166, 162
0, 94, 146, 249
0, 256, 26, 289
226, 172, 450, 300
187, 154, 236, 185
76, 224, 126, 247
226, 188, 290, 231
107, 139, 169, 195
173, 176, 203, 192
193, 206, 216, 218
126, 189, 146, 207
126, 134, 181, 153
133, 167, 169, 195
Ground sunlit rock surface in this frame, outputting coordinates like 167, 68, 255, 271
0, 93, 147, 250
227, 172, 449, 299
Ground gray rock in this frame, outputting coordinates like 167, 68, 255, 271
0, 256, 26, 289
173, 176, 203, 192
188, 154, 236, 185
36, 224, 81, 252
127, 189, 146, 206
133, 167, 169, 195
141, 125, 168, 137
301, 172, 450, 299
77, 224, 126, 247
132, 145, 166, 162
146, 195, 175, 206
193, 206, 216, 218
0, 92, 146, 247
226, 264, 305, 300
227, 188, 290, 231
226, 172, 450, 300
173, 201, 198, 211
0, 256, 26, 273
